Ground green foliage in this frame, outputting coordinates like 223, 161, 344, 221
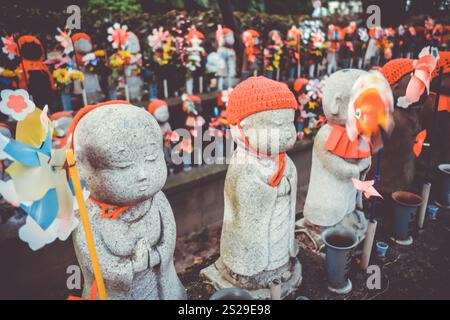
87, 0, 142, 18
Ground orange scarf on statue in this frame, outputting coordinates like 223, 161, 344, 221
324, 124, 371, 159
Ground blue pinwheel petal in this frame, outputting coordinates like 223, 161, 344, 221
20, 188, 59, 230
3, 139, 41, 167
3, 131, 52, 167
68, 178, 86, 196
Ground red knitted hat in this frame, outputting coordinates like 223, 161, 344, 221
381, 58, 415, 85
147, 99, 167, 114
227, 76, 297, 125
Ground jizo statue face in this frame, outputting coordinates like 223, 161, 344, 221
231, 109, 297, 155
74, 38, 92, 53
127, 32, 141, 54
153, 105, 169, 123
224, 33, 235, 46
74, 105, 167, 206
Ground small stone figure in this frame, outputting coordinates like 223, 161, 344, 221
72, 101, 186, 300
181, 94, 205, 171
17, 35, 55, 109
375, 48, 438, 193
147, 99, 177, 175
263, 30, 284, 80
326, 24, 340, 75
241, 29, 261, 80
216, 25, 236, 89
71, 33, 103, 103
201, 77, 302, 299
285, 26, 302, 80
298, 69, 371, 250
125, 32, 144, 101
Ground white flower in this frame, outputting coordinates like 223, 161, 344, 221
0, 89, 36, 121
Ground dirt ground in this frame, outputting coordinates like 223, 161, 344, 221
175, 206, 450, 300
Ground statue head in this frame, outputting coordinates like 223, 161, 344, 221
147, 99, 169, 123
74, 103, 166, 206
227, 76, 297, 155
322, 69, 367, 125
127, 32, 141, 54
72, 33, 93, 54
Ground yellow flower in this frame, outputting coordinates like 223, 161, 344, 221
109, 53, 124, 68
53, 68, 71, 85
304, 127, 312, 135
1, 68, 19, 78
118, 50, 131, 60
94, 50, 105, 57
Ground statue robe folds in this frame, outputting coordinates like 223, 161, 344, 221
220, 147, 298, 277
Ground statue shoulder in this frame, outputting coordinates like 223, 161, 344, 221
314, 124, 332, 148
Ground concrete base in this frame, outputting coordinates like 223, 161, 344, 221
391, 236, 413, 246
200, 257, 302, 300
328, 279, 352, 295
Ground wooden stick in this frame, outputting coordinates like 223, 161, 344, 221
360, 220, 377, 270
418, 182, 431, 229
163, 79, 168, 98
269, 278, 281, 300
199, 76, 203, 93
361, 146, 383, 270
66, 149, 107, 300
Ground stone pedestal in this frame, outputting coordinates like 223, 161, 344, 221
201, 257, 302, 300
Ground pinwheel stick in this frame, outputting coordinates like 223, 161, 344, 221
66, 149, 107, 300
418, 67, 443, 228
117, 31, 130, 101
67, 33, 88, 106
297, 33, 301, 78
360, 147, 382, 270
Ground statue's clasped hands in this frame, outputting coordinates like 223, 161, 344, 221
132, 238, 161, 273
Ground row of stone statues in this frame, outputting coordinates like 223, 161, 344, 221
71, 47, 443, 298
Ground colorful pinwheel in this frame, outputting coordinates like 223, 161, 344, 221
107, 23, 129, 49
0, 90, 82, 250
346, 71, 394, 153
1, 36, 18, 60
55, 28, 74, 55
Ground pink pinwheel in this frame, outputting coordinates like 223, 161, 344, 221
397, 47, 438, 109
148, 27, 169, 50
352, 179, 383, 199
55, 28, 73, 55
1, 36, 18, 60
107, 23, 129, 49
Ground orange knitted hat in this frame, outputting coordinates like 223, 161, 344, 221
147, 99, 167, 114
293, 78, 308, 93
227, 76, 297, 125
380, 58, 415, 85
